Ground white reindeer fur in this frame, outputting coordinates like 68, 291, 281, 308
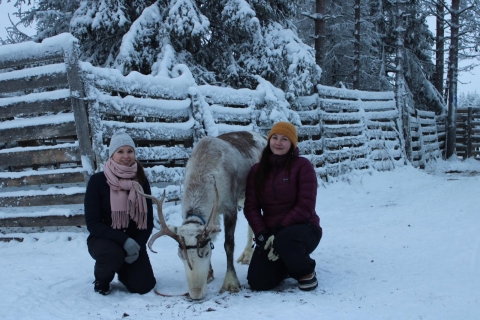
173, 131, 266, 299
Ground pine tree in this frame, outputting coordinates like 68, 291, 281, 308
296, 0, 392, 91
381, 0, 444, 112
68, 0, 321, 99
423, 0, 480, 157
4, 1, 322, 99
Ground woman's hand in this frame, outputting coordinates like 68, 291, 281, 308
265, 235, 279, 261
254, 230, 271, 255
123, 238, 140, 264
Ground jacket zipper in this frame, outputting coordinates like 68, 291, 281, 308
272, 155, 278, 198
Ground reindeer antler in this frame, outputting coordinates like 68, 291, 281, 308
133, 184, 193, 270
200, 176, 220, 240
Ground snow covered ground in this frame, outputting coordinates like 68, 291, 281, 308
1, 158, 479, 320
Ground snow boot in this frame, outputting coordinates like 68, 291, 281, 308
93, 280, 111, 295
298, 272, 318, 291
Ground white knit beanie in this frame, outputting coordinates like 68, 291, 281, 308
108, 132, 135, 157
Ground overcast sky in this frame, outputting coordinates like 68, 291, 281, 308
0, 1, 477, 94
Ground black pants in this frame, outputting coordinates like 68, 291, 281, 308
247, 223, 322, 291
87, 237, 156, 294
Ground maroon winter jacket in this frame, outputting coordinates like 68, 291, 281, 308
244, 148, 321, 236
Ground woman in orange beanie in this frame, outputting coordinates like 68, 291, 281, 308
244, 122, 322, 291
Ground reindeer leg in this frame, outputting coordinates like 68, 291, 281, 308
220, 208, 241, 293
236, 225, 254, 264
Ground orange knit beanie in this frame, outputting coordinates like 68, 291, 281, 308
267, 122, 298, 149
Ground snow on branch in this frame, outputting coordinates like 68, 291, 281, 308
114, 3, 163, 74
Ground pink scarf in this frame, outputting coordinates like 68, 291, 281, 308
103, 158, 148, 230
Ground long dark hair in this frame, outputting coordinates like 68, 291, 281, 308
254, 141, 295, 196
136, 160, 147, 186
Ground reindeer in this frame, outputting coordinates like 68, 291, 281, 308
135, 131, 266, 300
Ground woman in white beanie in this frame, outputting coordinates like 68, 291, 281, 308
84, 131, 156, 295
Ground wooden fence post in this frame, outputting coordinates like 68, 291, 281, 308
466, 107, 472, 158
64, 40, 95, 182
405, 106, 414, 162
189, 89, 206, 143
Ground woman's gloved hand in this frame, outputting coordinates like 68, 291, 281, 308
123, 238, 140, 264
264, 235, 279, 261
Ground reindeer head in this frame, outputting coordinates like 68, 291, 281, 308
173, 217, 221, 299
134, 179, 221, 300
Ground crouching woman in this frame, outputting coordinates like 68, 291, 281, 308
244, 122, 322, 291
84, 132, 156, 295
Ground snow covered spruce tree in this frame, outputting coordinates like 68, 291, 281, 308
66, 0, 320, 100
4, 0, 321, 99
379, 0, 444, 113
295, 0, 394, 91
295, 0, 444, 112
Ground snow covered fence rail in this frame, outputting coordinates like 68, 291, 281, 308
293, 85, 405, 180
195, 84, 265, 134
294, 85, 448, 178
0, 33, 449, 227
408, 109, 442, 167
436, 114, 447, 155
456, 107, 480, 160
80, 63, 198, 201
0, 34, 94, 220
80, 66, 270, 201
199, 83, 441, 181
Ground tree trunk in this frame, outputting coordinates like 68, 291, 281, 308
434, 1, 445, 95
395, 0, 411, 161
353, 0, 361, 89
315, 0, 326, 69
445, 0, 460, 159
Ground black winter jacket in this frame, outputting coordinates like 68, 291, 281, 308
84, 171, 154, 248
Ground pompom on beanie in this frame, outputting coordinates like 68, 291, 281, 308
109, 132, 136, 157
267, 122, 298, 149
